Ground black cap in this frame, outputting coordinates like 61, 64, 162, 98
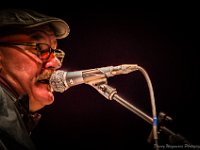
0, 9, 70, 39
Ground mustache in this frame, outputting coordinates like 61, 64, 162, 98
36, 69, 54, 81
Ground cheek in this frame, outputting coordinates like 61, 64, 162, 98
5, 58, 39, 78
2, 47, 42, 69
3, 49, 41, 72
2, 50, 42, 87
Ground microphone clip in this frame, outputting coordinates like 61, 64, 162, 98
89, 82, 117, 100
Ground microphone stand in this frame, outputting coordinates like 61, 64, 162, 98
89, 82, 159, 150
49, 64, 191, 148
88, 65, 160, 149
88, 81, 191, 149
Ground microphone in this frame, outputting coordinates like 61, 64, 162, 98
49, 64, 139, 93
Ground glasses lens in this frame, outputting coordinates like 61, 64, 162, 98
54, 49, 65, 63
37, 43, 51, 60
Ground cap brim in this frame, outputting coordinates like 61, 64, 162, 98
25, 19, 70, 39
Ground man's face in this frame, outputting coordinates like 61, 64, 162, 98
0, 27, 63, 112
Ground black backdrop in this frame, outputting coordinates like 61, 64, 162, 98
2, 3, 199, 150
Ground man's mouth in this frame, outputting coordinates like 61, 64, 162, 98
36, 70, 54, 92
38, 79, 49, 84
36, 70, 53, 82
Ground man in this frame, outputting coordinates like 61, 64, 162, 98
0, 9, 70, 149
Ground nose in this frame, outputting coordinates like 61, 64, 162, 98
43, 54, 62, 70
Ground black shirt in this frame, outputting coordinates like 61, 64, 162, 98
0, 83, 41, 150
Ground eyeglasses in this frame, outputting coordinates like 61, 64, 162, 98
0, 42, 65, 63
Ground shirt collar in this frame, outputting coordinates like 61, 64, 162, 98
15, 94, 42, 134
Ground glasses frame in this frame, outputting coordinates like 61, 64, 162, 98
0, 42, 65, 63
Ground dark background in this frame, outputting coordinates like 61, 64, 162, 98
3, 3, 199, 149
